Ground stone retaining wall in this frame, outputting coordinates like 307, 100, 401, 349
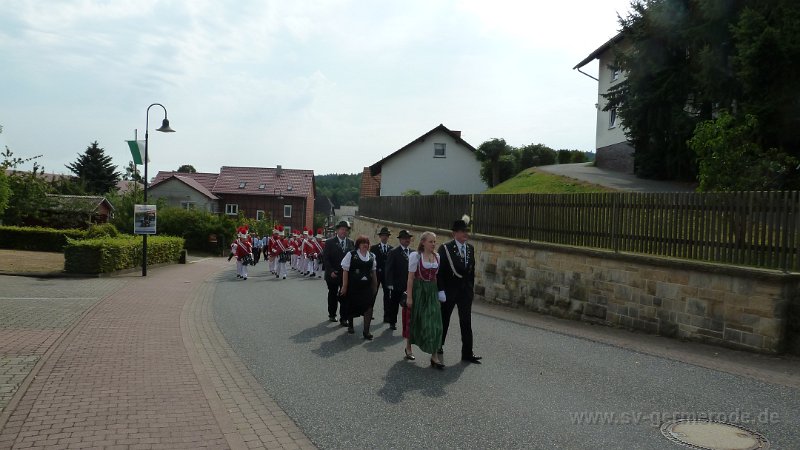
354, 216, 800, 354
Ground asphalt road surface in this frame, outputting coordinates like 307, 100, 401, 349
213, 266, 799, 449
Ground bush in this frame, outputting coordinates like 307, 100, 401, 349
157, 207, 237, 254
432, 189, 449, 195
85, 223, 120, 239
0, 225, 86, 251
64, 235, 184, 274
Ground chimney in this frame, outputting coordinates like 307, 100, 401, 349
452, 130, 461, 138
276, 165, 282, 177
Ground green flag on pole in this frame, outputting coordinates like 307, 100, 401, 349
126, 140, 147, 165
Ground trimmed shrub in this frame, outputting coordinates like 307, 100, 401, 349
0, 225, 86, 252
64, 235, 184, 274
85, 223, 120, 239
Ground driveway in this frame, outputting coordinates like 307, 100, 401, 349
537, 163, 697, 193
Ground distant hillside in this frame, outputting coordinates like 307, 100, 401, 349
316, 173, 361, 206
485, 168, 612, 194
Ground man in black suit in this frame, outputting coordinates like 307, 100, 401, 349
384, 229, 413, 330
438, 216, 482, 364
322, 220, 355, 325
369, 227, 393, 325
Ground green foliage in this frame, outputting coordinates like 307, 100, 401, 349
3, 167, 51, 226
157, 207, 238, 253
479, 154, 516, 188
85, 223, 120, 239
65, 141, 120, 194
432, 189, 449, 195
106, 187, 144, 234
689, 113, 799, 191
315, 173, 361, 207
313, 212, 328, 230
0, 169, 9, 217
476, 138, 512, 187
485, 169, 611, 194
402, 189, 421, 196
515, 144, 557, 170
0, 225, 86, 251
49, 176, 88, 195
122, 161, 143, 182
557, 149, 588, 164
63, 235, 184, 274
177, 164, 197, 173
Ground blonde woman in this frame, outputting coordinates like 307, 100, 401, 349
406, 231, 446, 369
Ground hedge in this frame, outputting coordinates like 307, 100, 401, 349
0, 226, 86, 252
64, 235, 185, 274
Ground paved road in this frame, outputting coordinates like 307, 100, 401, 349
213, 266, 800, 449
538, 163, 697, 192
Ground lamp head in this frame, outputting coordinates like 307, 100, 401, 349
156, 118, 175, 133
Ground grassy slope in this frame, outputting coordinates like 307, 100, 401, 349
485, 168, 613, 194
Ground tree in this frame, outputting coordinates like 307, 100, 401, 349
432, 189, 450, 195
0, 167, 9, 218
1, 144, 49, 225
177, 164, 197, 173
479, 154, 516, 188
515, 144, 557, 171
402, 189, 421, 196
66, 141, 120, 194
123, 161, 143, 182
476, 138, 512, 187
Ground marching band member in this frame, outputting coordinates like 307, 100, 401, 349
311, 228, 325, 278
232, 225, 254, 280
267, 226, 280, 274
274, 225, 290, 279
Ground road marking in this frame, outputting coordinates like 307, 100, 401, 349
190, 258, 212, 264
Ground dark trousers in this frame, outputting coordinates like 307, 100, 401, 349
253, 248, 261, 264
384, 286, 402, 325
326, 278, 342, 319
441, 285, 474, 357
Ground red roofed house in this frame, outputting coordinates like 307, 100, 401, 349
149, 165, 315, 232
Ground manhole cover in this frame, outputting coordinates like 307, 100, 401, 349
661, 419, 770, 450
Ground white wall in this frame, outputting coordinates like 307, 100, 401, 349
380, 130, 487, 196
595, 50, 628, 149
148, 178, 218, 212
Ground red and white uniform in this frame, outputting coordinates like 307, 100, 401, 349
231, 226, 253, 279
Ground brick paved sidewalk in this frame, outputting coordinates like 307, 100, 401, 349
0, 259, 315, 450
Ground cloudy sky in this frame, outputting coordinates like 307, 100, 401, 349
0, 0, 630, 177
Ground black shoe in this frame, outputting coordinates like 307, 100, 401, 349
430, 359, 445, 370
340, 320, 347, 327
363, 332, 373, 340
347, 327, 355, 334
329, 316, 337, 322
462, 355, 482, 364
404, 348, 415, 360
389, 323, 397, 330
437, 347, 443, 354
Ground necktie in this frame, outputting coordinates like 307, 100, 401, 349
404, 248, 409, 256
382, 244, 386, 253
341, 240, 345, 251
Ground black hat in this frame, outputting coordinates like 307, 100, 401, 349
335, 220, 351, 229
378, 226, 391, 236
397, 229, 413, 239
452, 214, 471, 232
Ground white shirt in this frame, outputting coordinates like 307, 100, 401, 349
408, 251, 439, 272
341, 250, 377, 271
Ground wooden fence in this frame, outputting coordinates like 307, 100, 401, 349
359, 191, 800, 272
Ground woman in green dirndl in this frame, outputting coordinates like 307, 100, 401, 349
406, 231, 446, 369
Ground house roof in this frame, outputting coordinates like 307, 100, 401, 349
153, 174, 220, 200
213, 166, 315, 197
369, 124, 476, 177
151, 171, 219, 191
573, 31, 624, 70
44, 194, 114, 213
115, 180, 143, 194
359, 166, 381, 198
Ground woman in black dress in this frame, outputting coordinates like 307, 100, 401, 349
339, 235, 378, 339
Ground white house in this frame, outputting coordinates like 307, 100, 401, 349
574, 32, 635, 173
366, 124, 487, 196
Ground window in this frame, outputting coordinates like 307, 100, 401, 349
609, 107, 618, 129
283, 205, 292, 218
238, 181, 246, 189
225, 204, 238, 215
256, 210, 266, 220
611, 67, 620, 82
180, 201, 195, 210
258, 183, 266, 190
434, 143, 446, 158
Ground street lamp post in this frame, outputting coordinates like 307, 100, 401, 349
142, 103, 175, 276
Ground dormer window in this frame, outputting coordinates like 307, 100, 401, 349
287, 185, 293, 191
258, 183, 266, 190
238, 181, 246, 189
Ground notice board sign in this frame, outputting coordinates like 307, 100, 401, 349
134, 204, 157, 235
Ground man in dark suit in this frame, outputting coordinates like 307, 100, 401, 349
438, 216, 482, 364
322, 220, 355, 325
384, 229, 413, 330
369, 227, 393, 325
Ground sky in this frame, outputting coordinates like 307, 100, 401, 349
0, 0, 631, 177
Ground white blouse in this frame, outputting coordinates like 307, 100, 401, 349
408, 251, 440, 272
341, 250, 377, 271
